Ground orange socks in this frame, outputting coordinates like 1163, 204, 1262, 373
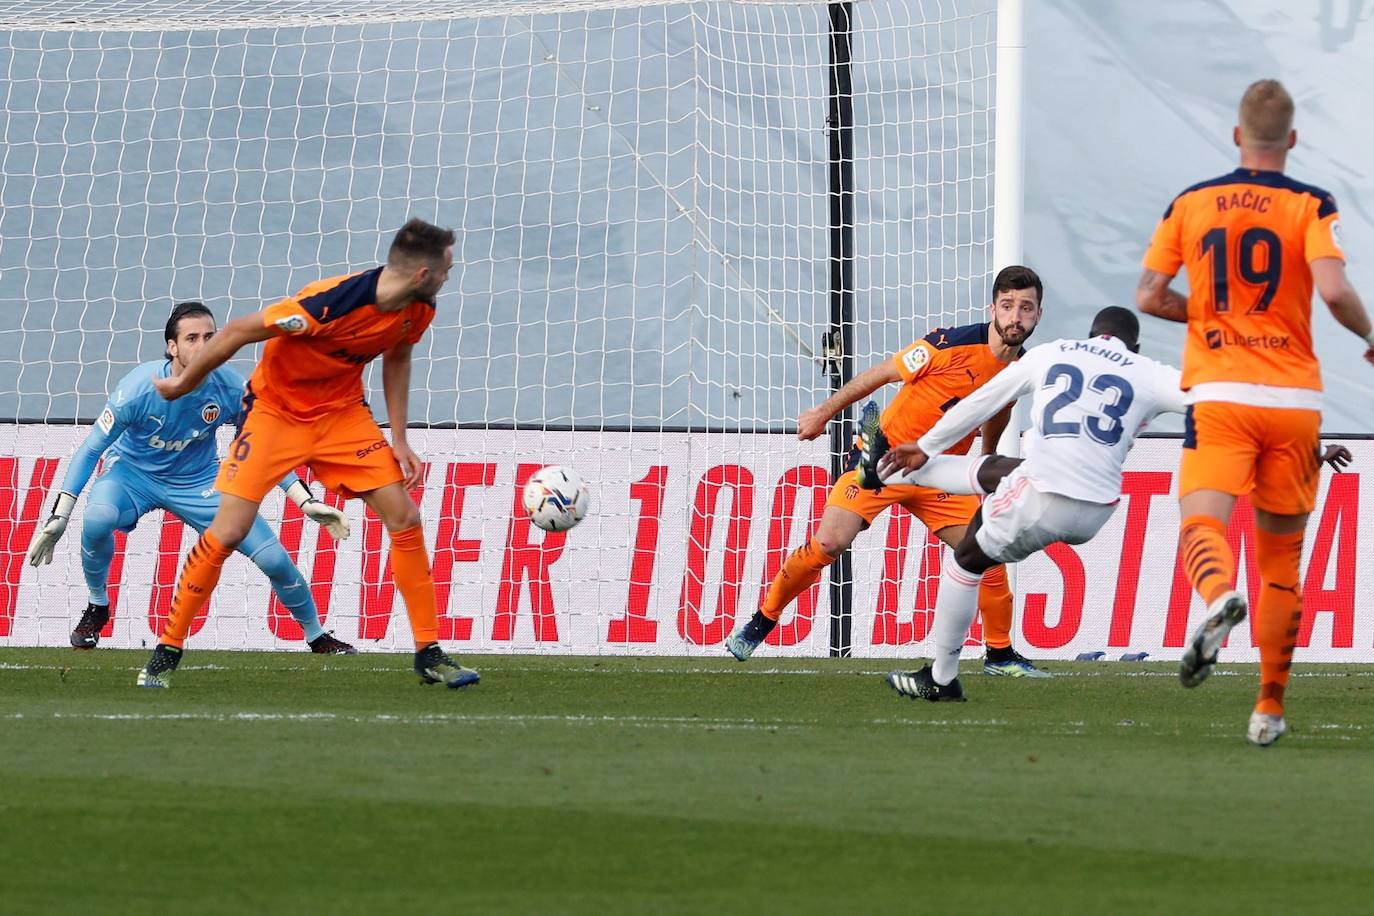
760, 537, 835, 622
390, 524, 439, 649
761, 539, 1012, 649
160, 531, 232, 649
977, 564, 1013, 650
1180, 515, 1235, 606
1253, 527, 1304, 717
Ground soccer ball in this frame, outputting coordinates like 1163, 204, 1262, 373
522, 466, 590, 532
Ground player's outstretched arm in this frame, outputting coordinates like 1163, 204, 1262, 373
797, 361, 901, 440
878, 362, 1032, 478
154, 312, 277, 401
1136, 269, 1189, 323
26, 401, 130, 566
381, 341, 423, 490
1312, 258, 1374, 367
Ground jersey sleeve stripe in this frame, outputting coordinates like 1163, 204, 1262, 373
922, 322, 988, 349
297, 267, 383, 322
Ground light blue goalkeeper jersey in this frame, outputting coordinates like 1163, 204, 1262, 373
59, 360, 250, 495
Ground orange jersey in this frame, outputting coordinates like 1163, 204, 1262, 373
882, 322, 1020, 452
250, 267, 435, 420
1143, 168, 1344, 392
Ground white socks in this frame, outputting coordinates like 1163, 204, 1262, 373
930, 550, 983, 685
886, 453, 989, 496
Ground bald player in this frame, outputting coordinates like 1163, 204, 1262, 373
1138, 79, 1374, 745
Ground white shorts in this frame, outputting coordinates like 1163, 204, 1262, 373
974, 469, 1118, 564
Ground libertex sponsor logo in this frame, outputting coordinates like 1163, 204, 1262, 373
1205, 328, 1290, 350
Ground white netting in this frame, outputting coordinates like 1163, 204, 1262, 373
0, 0, 998, 655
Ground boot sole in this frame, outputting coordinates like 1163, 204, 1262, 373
1179, 595, 1247, 688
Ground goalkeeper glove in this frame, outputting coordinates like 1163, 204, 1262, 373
285, 480, 350, 540
27, 491, 77, 567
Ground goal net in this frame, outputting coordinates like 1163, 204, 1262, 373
0, 0, 999, 656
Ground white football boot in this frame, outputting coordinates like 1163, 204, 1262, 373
1179, 589, 1248, 688
1247, 711, 1287, 747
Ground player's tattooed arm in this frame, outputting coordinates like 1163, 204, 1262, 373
1136, 269, 1189, 323
1312, 257, 1374, 367
797, 360, 901, 440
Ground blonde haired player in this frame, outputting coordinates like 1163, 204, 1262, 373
1138, 79, 1374, 745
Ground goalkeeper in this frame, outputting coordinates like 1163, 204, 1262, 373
26, 301, 356, 654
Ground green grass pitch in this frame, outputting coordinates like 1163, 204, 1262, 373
2, 649, 1372, 914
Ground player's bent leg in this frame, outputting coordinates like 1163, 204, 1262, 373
73, 494, 135, 648
359, 482, 478, 688
1177, 491, 1245, 689
239, 521, 356, 654
976, 456, 1023, 495
930, 544, 988, 686
940, 483, 1051, 679
885, 453, 1008, 496
727, 505, 862, 661
137, 494, 261, 687
888, 518, 990, 701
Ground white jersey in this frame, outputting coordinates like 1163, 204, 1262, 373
918, 335, 1185, 503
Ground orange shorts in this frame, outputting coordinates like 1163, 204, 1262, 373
826, 468, 980, 534
217, 399, 404, 502
1179, 401, 1321, 515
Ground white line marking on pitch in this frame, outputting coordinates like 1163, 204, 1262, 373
3, 661, 1372, 681
1, 710, 1012, 731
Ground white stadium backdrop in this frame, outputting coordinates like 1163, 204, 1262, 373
3, 1, 1366, 661
1, 427, 1369, 661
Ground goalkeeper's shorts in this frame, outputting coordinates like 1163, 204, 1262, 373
216, 399, 404, 502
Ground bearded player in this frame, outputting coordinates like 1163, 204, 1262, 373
26, 301, 355, 654
136, 219, 479, 689
726, 266, 1046, 675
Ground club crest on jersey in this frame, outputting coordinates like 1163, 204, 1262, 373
902, 346, 930, 375
201, 403, 220, 424
274, 314, 308, 334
